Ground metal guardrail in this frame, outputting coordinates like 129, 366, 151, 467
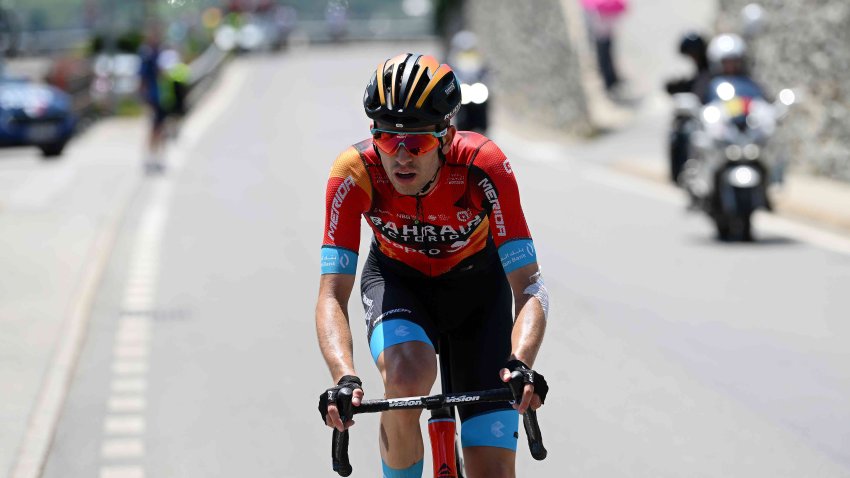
185, 43, 229, 110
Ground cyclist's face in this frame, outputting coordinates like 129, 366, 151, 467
375, 123, 455, 196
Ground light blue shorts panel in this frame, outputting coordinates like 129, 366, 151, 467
460, 409, 519, 451
369, 319, 433, 363
382, 458, 423, 478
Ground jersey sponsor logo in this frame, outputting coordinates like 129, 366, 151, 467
394, 325, 410, 337
447, 239, 470, 253
491, 421, 505, 438
368, 215, 483, 245
448, 173, 465, 185
362, 294, 374, 325
445, 395, 480, 404
457, 209, 471, 222
499, 239, 537, 273
383, 240, 442, 257
478, 177, 506, 236
374, 308, 413, 324
327, 175, 356, 242
503, 159, 513, 174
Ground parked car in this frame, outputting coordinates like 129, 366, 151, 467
0, 74, 76, 157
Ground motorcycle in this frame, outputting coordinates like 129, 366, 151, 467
449, 32, 490, 134
677, 77, 795, 241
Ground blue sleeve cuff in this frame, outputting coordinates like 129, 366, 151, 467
321, 247, 358, 275
498, 239, 537, 273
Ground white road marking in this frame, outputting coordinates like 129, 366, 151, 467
99, 466, 145, 478
107, 397, 147, 413
113, 345, 149, 359
7, 165, 142, 478
103, 416, 146, 435
11, 51, 247, 478
101, 439, 145, 459
111, 361, 149, 376
115, 328, 151, 345
110, 379, 147, 394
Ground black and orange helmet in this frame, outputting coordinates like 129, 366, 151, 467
363, 53, 462, 128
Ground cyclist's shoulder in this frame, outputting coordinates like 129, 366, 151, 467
329, 140, 374, 189
448, 131, 505, 167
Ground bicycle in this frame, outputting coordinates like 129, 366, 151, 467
328, 337, 547, 477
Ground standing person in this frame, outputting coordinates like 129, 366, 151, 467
316, 53, 550, 477
581, 0, 628, 96
138, 25, 167, 174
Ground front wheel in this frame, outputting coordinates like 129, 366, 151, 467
715, 212, 752, 242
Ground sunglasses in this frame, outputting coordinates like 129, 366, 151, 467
371, 127, 448, 156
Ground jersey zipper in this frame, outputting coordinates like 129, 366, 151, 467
415, 196, 423, 224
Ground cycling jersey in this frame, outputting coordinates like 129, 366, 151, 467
321, 131, 537, 277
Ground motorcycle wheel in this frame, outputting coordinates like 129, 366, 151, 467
715, 212, 752, 242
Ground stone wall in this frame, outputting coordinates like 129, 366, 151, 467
716, 0, 850, 180
462, 0, 591, 135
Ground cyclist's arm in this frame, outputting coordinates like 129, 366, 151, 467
317, 147, 371, 430
469, 141, 548, 411
505, 262, 546, 368
315, 273, 358, 381
502, 262, 548, 414
317, 146, 372, 377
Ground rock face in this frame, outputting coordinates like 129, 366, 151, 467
716, 0, 850, 180
463, 0, 591, 135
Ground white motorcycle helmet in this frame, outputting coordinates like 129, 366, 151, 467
707, 33, 747, 74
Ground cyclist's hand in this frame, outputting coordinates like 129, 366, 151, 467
501, 360, 549, 415
318, 375, 364, 432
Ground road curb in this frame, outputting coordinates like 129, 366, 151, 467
7, 140, 144, 478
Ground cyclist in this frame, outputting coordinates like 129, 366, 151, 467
316, 53, 550, 478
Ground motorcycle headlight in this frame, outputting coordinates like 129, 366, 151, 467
460, 83, 471, 105
727, 165, 762, 188
743, 144, 760, 160
725, 144, 743, 161
469, 82, 488, 104
702, 105, 722, 124
461, 82, 488, 105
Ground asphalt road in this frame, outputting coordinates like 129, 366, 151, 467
27, 43, 850, 478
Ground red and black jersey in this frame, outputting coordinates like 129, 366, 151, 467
321, 131, 537, 277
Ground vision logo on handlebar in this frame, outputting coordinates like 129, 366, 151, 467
444, 395, 480, 404
388, 398, 424, 408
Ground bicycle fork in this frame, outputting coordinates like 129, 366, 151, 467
428, 407, 461, 478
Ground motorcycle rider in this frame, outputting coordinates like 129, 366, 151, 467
665, 32, 712, 182
705, 33, 768, 100
447, 30, 491, 133
665, 32, 711, 100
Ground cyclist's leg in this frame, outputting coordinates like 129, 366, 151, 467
442, 269, 518, 478
362, 253, 438, 475
377, 342, 436, 474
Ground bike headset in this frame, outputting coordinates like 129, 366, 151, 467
363, 53, 462, 197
